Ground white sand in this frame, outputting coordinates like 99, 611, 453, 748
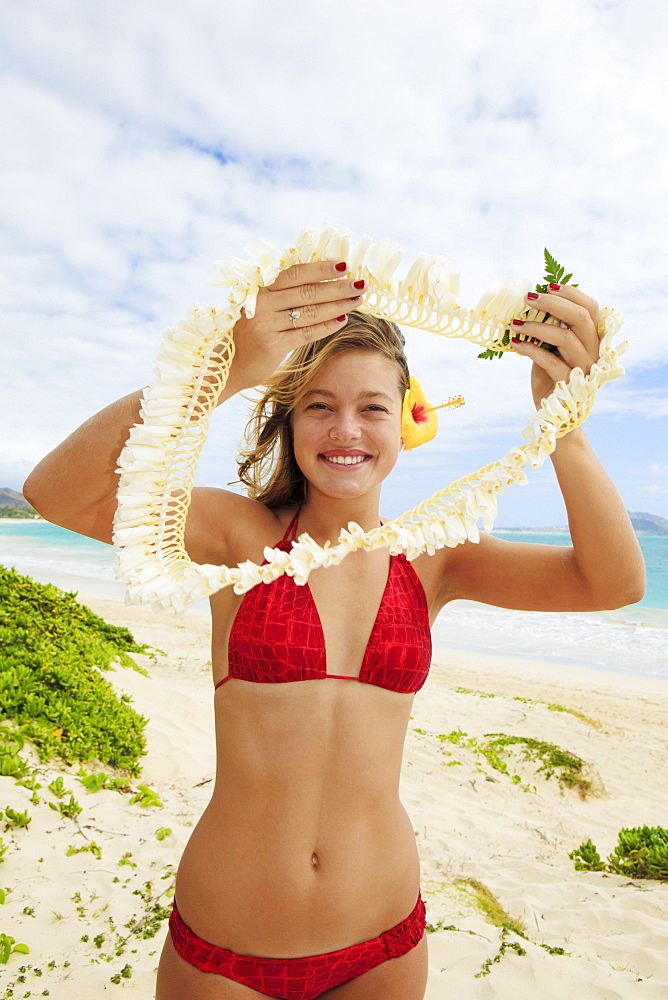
1, 593, 667, 998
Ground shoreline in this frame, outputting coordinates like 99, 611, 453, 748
430, 641, 668, 699
433, 635, 668, 683
75, 588, 668, 694
80, 587, 668, 695
0, 515, 44, 522
2, 557, 667, 679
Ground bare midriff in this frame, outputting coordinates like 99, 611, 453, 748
174, 677, 421, 958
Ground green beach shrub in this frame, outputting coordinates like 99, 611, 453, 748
0, 729, 27, 779
571, 826, 668, 880
0, 566, 150, 775
569, 838, 606, 872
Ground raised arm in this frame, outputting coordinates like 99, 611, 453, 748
23, 261, 364, 558
23, 388, 145, 545
439, 284, 646, 612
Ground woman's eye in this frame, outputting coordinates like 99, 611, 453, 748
365, 405, 387, 412
307, 402, 330, 410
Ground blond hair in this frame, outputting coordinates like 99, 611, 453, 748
237, 312, 410, 509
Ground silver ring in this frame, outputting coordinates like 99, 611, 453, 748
288, 308, 301, 328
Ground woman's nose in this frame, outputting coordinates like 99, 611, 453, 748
328, 410, 362, 441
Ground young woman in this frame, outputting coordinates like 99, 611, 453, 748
24, 260, 645, 1000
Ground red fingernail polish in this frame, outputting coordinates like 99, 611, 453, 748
353, 280, 365, 289
349, 295, 362, 301
512, 319, 525, 326
527, 292, 539, 300
549, 282, 561, 291
337, 315, 347, 322
512, 337, 521, 343
335, 262, 347, 271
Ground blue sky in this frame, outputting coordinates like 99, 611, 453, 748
1, 0, 667, 527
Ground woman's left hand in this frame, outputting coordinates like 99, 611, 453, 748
510, 285, 602, 409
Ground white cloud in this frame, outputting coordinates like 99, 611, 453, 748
594, 378, 668, 419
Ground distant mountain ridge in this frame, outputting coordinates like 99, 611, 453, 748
627, 512, 668, 535
497, 511, 668, 536
0, 488, 31, 509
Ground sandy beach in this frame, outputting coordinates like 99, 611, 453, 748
1, 590, 668, 999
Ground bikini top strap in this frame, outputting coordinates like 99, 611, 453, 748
281, 509, 301, 544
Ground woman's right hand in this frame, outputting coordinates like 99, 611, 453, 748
227, 260, 366, 391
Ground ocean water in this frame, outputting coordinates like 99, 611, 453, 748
0, 520, 118, 589
493, 531, 668, 611
1, 521, 667, 680
429, 530, 668, 680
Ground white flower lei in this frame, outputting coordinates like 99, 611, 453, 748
113, 226, 627, 613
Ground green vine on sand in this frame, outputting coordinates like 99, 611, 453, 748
482, 734, 592, 797
425, 879, 567, 977
0, 933, 29, 965
412, 727, 592, 797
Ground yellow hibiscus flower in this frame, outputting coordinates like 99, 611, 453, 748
401, 377, 464, 450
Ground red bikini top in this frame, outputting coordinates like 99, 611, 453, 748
215, 512, 432, 695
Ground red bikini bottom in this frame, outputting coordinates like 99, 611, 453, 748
168, 891, 426, 1000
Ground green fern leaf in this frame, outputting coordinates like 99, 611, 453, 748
478, 250, 578, 362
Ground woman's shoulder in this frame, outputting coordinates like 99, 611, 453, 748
184, 488, 298, 565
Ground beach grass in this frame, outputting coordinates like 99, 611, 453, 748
411, 725, 595, 797
455, 686, 602, 729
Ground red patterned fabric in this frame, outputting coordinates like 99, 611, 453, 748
169, 892, 426, 999
217, 513, 432, 694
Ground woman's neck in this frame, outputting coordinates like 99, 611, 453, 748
297, 492, 382, 546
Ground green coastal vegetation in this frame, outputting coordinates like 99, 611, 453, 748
0, 489, 39, 519
0, 508, 40, 520
570, 826, 668, 881
0, 565, 150, 775
411, 724, 594, 797
0, 567, 168, 982
425, 876, 566, 977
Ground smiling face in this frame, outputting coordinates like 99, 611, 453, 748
291, 349, 404, 503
